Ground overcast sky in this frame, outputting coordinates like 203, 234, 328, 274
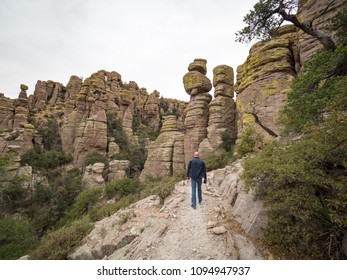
0, 0, 258, 101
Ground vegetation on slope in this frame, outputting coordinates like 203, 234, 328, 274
241, 6, 347, 259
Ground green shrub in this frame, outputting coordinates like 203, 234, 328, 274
242, 114, 347, 259
107, 118, 129, 151
141, 174, 183, 201
84, 152, 108, 166
204, 151, 234, 172
37, 119, 61, 151
0, 217, 38, 260
280, 45, 347, 134
221, 130, 236, 152
21, 169, 83, 236
236, 126, 263, 157
53, 168, 83, 215
21, 148, 73, 170
59, 187, 103, 227
30, 217, 93, 260
0, 176, 28, 211
89, 194, 138, 222
105, 178, 141, 199
0, 153, 13, 181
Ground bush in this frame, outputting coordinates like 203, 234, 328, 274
242, 114, 347, 259
236, 126, 263, 157
88, 194, 138, 222
141, 174, 183, 202
59, 187, 103, 227
281, 45, 347, 134
30, 217, 93, 260
0, 176, 28, 212
0, 153, 13, 181
0, 217, 38, 259
204, 151, 234, 172
105, 178, 141, 199
107, 118, 129, 151
221, 130, 236, 152
37, 119, 61, 150
21, 169, 83, 237
21, 148, 73, 170
84, 152, 108, 166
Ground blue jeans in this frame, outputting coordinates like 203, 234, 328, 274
191, 178, 202, 207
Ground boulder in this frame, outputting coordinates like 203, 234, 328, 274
188, 58, 207, 75
183, 71, 212, 96
82, 163, 105, 188
108, 160, 130, 181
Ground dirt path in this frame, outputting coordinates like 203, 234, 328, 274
146, 179, 233, 260
70, 162, 266, 260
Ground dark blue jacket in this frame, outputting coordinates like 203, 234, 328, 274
187, 157, 207, 180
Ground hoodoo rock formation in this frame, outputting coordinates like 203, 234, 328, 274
183, 58, 212, 165
200, 65, 237, 157
0, 69, 188, 170
140, 115, 185, 180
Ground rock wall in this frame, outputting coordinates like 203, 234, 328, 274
235, 0, 346, 140
0, 85, 34, 156
208, 160, 267, 238
297, 0, 346, 66
235, 25, 297, 139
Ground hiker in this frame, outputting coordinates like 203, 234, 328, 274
187, 151, 207, 209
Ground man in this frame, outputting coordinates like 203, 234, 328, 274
187, 151, 207, 209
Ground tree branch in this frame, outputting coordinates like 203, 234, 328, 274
278, 9, 336, 50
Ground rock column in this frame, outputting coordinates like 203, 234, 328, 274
183, 58, 212, 164
204, 65, 236, 154
139, 115, 185, 181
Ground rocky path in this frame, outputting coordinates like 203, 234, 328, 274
147, 179, 231, 260
70, 161, 266, 260
141, 169, 265, 260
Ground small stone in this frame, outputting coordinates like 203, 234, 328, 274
212, 226, 227, 235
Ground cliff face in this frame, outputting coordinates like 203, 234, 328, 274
235, 0, 346, 139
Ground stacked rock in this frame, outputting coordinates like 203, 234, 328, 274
144, 90, 160, 130
108, 160, 130, 181
183, 59, 212, 164
82, 162, 106, 188
13, 84, 30, 129
205, 65, 237, 151
0, 93, 15, 131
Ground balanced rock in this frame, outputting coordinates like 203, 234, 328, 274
188, 58, 207, 75
20, 84, 28, 91
183, 71, 212, 96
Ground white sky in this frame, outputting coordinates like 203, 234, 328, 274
0, 0, 258, 101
